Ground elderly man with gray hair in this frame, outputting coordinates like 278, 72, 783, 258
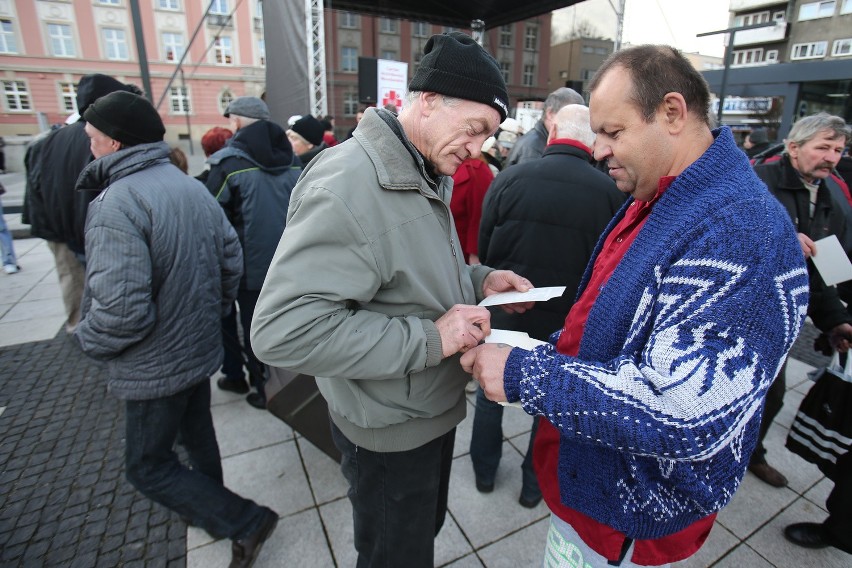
471, 104, 625, 508
750, 112, 852, 489
504, 87, 584, 167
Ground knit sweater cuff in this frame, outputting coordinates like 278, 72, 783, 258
503, 347, 527, 402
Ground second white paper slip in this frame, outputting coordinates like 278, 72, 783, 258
811, 235, 852, 286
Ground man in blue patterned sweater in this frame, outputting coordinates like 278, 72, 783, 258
462, 45, 809, 567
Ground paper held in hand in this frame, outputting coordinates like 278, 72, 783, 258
478, 286, 566, 307
811, 235, 852, 286
484, 330, 548, 407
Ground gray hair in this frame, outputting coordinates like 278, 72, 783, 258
406, 90, 462, 108
230, 115, 260, 127
553, 104, 595, 148
785, 113, 850, 153
545, 87, 584, 114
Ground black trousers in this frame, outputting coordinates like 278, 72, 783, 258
331, 421, 454, 568
825, 450, 852, 553
751, 359, 787, 465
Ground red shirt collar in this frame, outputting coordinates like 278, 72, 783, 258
547, 138, 592, 156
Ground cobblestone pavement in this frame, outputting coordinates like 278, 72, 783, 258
0, 331, 186, 568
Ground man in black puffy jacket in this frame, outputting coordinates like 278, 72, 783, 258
23, 74, 134, 333
471, 104, 624, 508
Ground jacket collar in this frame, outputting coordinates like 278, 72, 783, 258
75, 141, 171, 192
353, 108, 448, 197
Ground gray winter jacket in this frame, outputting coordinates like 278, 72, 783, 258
75, 142, 243, 400
251, 109, 493, 452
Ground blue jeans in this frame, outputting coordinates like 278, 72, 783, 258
470, 386, 541, 500
221, 288, 264, 390
124, 379, 269, 540
331, 420, 454, 568
0, 199, 17, 268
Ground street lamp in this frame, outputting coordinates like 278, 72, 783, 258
697, 21, 779, 124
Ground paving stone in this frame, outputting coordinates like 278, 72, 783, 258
0, 334, 186, 565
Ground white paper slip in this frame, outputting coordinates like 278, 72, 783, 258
485, 329, 548, 350
478, 286, 566, 307
482, 329, 545, 408
811, 235, 852, 286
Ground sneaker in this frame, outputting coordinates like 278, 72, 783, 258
519, 490, 543, 508
217, 376, 249, 394
246, 391, 267, 409
3, 264, 20, 274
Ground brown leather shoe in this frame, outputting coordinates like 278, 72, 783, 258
748, 462, 788, 487
229, 509, 278, 568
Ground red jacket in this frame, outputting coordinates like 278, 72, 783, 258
450, 158, 494, 262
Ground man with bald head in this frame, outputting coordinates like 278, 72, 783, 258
470, 104, 624, 508
504, 86, 584, 167
461, 45, 808, 566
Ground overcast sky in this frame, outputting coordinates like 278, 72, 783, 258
552, 0, 733, 58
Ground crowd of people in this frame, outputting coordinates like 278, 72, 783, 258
10, 29, 852, 568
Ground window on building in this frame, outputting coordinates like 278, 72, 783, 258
2, 80, 30, 111
832, 38, 852, 56
219, 90, 233, 114
842, 0, 852, 14
499, 25, 512, 48
381, 50, 397, 61
798, 1, 836, 20
773, 11, 785, 21
339, 11, 358, 28
524, 25, 538, 50
791, 41, 828, 59
98, 0, 121, 5
60, 82, 78, 112
170, 86, 191, 114
0, 19, 17, 53
255, 0, 262, 19
210, 0, 228, 15
163, 32, 185, 62
258, 39, 265, 65
582, 45, 594, 54
48, 23, 75, 57
732, 48, 764, 65
380, 18, 398, 34
413, 22, 428, 37
500, 61, 511, 83
103, 28, 129, 60
344, 91, 358, 116
595, 47, 608, 55
766, 49, 779, 62
213, 36, 233, 64
522, 63, 535, 86
342, 46, 358, 72
581, 68, 595, 81
158, 0, 180, 10
735, 11, 770, 26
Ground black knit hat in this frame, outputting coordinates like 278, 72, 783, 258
83, 91, 165, 147
76, 73, 135, 115
409, 32, 509, 121
290, 115, 324, 146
